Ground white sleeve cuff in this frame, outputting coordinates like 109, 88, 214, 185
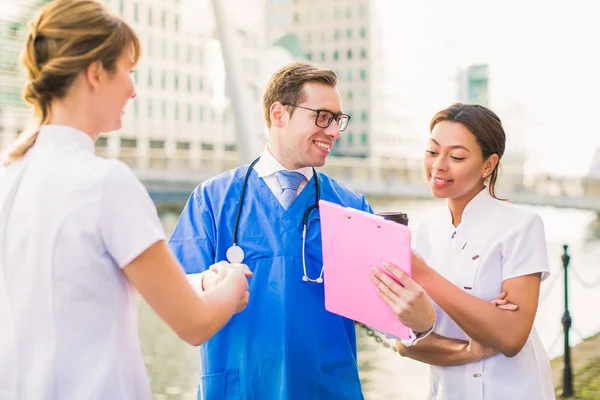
187, 272, 206, 293
400, 323, 435, 347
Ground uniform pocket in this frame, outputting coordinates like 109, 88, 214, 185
199, 369, 241, 400
316, 372, 363, 400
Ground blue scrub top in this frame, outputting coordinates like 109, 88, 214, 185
169, 166, 373, 400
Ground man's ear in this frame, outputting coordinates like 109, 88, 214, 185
85, 60, 103, 91
270, 102, 287, 128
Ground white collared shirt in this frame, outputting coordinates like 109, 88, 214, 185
253, 145, 314, 205
0, 125, 165, 400
414, 189, 554, 400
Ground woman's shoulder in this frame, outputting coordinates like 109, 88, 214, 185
488, 197, 542, 224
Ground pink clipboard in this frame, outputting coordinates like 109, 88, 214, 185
319, 199, 412, 339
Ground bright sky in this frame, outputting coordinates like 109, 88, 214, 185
378, 0, 600, 176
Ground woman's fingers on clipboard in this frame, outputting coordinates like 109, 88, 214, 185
370, 264, 436, 332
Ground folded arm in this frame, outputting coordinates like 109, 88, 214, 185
395, 333, 472, 366
415, 260, 541, 358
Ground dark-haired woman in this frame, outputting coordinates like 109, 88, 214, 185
372, 103, 554, 399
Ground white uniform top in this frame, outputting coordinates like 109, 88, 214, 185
414, 189, 555, 400
0, 125, 165, 400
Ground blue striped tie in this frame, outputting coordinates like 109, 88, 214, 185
275, 170, 305, 210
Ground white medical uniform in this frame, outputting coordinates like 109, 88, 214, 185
414, 189, 555, 400
0, 125, 165, 400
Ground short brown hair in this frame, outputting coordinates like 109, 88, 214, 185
262, 61, 338, 128
2, 0, 141, 165
430, 103, 506, 199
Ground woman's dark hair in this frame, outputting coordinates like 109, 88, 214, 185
430, 103, 506, 199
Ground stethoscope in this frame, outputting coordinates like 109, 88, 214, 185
226, 156, 325, 283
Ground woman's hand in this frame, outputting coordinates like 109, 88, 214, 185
492, 291, 519, 311
371, 262, 436, 333
467, 338, 498, 361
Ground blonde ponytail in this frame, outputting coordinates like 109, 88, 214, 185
1, 0, 141, 165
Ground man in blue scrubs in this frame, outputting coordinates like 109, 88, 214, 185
169, 61, 372, 399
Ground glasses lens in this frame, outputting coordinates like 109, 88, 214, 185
316, 110, 334, 128
338, 115, 350, 131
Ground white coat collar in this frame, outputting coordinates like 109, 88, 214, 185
35, 124, 95, 154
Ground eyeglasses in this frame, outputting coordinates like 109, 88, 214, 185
284, 104, 351, 132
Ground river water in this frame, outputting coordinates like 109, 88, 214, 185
141, 199, 600, 399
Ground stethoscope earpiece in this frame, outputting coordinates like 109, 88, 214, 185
302, 275, 309, 282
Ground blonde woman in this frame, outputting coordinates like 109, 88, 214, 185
0, 1, 250, 399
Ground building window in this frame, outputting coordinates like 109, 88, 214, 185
347, 70, 352, 81
174, 44, 179, 61
346, 28, 352, 39
199, 106, 204, 122
347, 49, 352, 60
147, 38, 153, 57
176, 141, 190, 150
359, 5, 366, 18
320, 51, 326, 62
187, 104, 192, 121
294, 13, 299, 23
96, 137, 108, 147
199, 78, 204, 91
347, 91, 354, 102
174, 15, 179, 31
333, 50, 339, 61
161, 10, 166, 28
150, 140, 165, 149
174, 74, 179, 90
305, 52, 312, 61
161, 71, 166, 89
147, 69, 152, 87
306, 32, 312, 44
361, 48, 366, 59
187, 75, 192, 92
201, 142, 213, 150
133, 2, 138, 22
360, 69, 367, 81
346, 7, 352, 18
187, 46, 192, 62
175, 103, 179, 120
360, 27, 366, 38
334, 29, 340, 41
121, 138, 137, 148
361, 111, 368, 122
334, 7, 340, 19
119, 0, 124, 15
148, 8, 152, 26
361, 132, 368, 145
347, 132, 353, 145
225, 144, 237, 152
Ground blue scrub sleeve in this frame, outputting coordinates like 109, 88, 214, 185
361, 196, 374, 214
168, 190, 216, 274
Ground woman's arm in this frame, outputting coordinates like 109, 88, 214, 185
123, 240, 251, 346
413, 253, 541, 358
395, 333, 472, 366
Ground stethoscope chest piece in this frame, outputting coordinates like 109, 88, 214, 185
226, 245, 245, 264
